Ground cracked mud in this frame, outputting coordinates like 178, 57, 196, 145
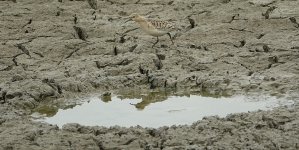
0, 0, 299, 149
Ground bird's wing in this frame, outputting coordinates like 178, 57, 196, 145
149, 20, 175, 32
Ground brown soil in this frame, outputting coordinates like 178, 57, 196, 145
0, 0, 299, 149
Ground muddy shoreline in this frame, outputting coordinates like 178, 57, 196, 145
1, 0, 299, 149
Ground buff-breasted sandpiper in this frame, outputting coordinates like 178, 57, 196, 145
126, 13, 175, 48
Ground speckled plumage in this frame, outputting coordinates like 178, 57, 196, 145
128, 13, 175, 47
148, 20, 175, 31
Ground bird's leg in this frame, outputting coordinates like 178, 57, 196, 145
167, 33, 174, 45
152, 37, 159, 48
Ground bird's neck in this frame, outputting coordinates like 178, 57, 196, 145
135, 19, 149, 29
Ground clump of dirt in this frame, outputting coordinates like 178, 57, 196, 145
0, 0, 299, 149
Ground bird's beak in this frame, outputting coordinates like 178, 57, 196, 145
124, 17, 132, 23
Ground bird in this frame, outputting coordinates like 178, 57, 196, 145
126, 13, 176, 48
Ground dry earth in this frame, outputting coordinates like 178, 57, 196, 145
0, 0, 299, 149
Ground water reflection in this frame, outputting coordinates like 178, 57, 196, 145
114, 90, 229, 110
34, 105, 58, 117
32, 90, 238, 116
32, 91, 293, 128
33, 103, 77, 117
117, 91, 171, 110
101, 95, 112, 103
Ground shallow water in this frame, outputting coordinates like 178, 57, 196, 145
33, 92, 294, 128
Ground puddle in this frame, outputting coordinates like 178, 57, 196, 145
32, 92, 294, 128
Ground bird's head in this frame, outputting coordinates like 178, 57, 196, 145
125, 13, 144, 23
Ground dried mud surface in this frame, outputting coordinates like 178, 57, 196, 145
0, 0, 299, 149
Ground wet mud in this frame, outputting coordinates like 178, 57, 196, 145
0, 0, 299, 149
